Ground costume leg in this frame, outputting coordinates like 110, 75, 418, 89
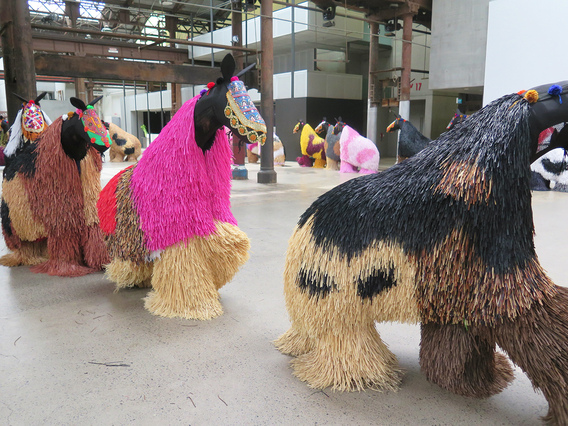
31, 233, 94, 277
81, 224, 110, 270
359, 168, 376, 174
495, 287, 568, 425
291, 316, 400, 391
205, 222, 250, 290
420, 322, 514, 398
0, 240, 47, 267
106, 258, 153, 290
340, 161, 358, 173
313, 159, 326, 168
144, 240, 223, 320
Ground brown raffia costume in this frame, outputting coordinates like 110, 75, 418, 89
276, 84, 568, 424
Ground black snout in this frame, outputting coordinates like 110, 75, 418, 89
112, 134, 127, 146
124, 147, 135, 155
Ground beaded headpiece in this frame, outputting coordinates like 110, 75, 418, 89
79, 105, 111, 149
224, 79, 266, 144
21, 101, 48, 141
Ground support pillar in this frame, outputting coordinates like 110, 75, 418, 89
397, 12, 414, 160
399, 12, 414, 121
367, 21, 379, 143
0, 0, 37, 124
75, 78, 87, 101
231, 0, 247, 180
86, 80, 95, 104
171, 82, 182, 115
257, 0, 277, 184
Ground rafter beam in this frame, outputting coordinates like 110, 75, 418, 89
32, 33, 189, 62
31, 23, 259, 53
34, 53, 221, 84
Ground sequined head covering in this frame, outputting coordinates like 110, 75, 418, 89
224, 79, 267, 144
79, 105, 111, 149
22, 101, 48, 141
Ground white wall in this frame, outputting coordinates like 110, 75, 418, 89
484, 0, 568, 103
429, 0, 489, 91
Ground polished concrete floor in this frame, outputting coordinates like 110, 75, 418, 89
1, 158, 567, 425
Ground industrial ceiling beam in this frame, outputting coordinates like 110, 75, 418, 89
31, 23, 259, 54
34, 53, 221, 84
31, 34, 190, 63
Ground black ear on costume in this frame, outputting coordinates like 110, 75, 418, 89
12, 93, 29, 104
88, 95, 103, 107
35, 92, 48, 104
323, 117, 327, 122
70, 97, 87, 111
221, 54, 236, 82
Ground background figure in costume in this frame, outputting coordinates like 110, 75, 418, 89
106, 122, 142, 162
530, 123, 568, 191
1, 96, 111, 277
386, 114, 430, 163
314, 118, 341, 171
247, 132, 285, 166
98, 54, 267, 320
293, 121, 326, 168
335, 121, 379, 174
275, 82, 568, 425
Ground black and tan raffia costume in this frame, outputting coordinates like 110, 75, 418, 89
275, 82, 568, 424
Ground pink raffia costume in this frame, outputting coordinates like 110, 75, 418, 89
98, 54, 266, 320
339, 125, 380, 174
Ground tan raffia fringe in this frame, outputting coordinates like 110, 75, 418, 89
144, 221, 249, 320
0, 239, 47, 267
80, 149, 103, 227
495, 286, 568, 425
276, 220, 419, 391
2, 176, 46, 242
106, 258, 153, 290
419, 323, 514, 398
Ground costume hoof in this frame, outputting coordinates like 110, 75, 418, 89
0, 253, 24, 267
274, 328, 313, 356
290, 344, 401, 392
31, 261, 95, 277
0, 252, 47, 267
144, 291, 224, 320
106, 259, 153, 290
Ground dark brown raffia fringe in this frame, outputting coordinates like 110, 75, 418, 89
495, 286, 568, 425
278, 92, 568, 420
419, 323, 514, 398
105, 165, 149, 264
416, 230, 557, 327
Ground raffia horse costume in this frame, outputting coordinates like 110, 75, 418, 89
1, 97, 110, 276
276, 83, 568, 424
98, 54, 266, 320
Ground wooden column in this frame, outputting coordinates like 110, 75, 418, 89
171, 82, 182, 115
257, 0, 276, 184
0, 0, 37, 124
75, 77, 88, 101
231, 1, 247, 178
399, 12, 414, 118
86, 80, 95, 104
